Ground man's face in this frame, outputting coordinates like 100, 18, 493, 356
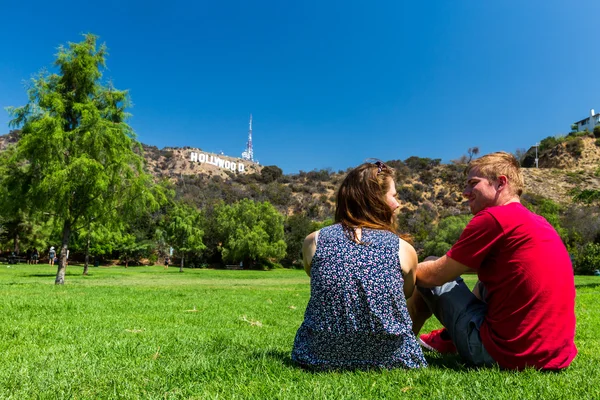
463, 169, 500, 215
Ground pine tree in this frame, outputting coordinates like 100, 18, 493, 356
5, 34, 158, 284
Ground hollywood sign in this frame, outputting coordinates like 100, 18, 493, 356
189, 152, 246, 173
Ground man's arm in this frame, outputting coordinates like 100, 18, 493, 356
416, 255, 473, 288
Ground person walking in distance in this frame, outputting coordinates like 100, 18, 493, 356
48, 246, 56, 266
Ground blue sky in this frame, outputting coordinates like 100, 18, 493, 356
1, 0, 599, 173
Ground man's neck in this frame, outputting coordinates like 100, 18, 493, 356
497, 195, 521, 207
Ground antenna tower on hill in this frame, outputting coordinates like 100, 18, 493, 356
241, 114, 254, 162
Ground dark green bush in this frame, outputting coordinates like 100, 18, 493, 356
571, 188, 600, 204
259, 259, 284, 270
539, 136, 564, 152
404, 156, 441, 171
397, 186, 421, 205
260, 165, 283, 183
574, 243, 600, 275
306, 169, 331, 182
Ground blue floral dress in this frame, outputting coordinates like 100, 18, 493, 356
291, 224, 427, 370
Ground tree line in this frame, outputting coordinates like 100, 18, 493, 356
2, 34, 599, 285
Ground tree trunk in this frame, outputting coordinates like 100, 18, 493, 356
179, 255, 184, 273
55, 220, 71, 285
13, 232, 19, 255
83, 229, 90, 275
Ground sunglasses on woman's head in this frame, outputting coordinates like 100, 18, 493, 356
374, 161, 387, 174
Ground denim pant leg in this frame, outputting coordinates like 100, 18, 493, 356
418, 277, 495, 367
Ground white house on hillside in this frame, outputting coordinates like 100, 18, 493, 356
574, 109, 600, 131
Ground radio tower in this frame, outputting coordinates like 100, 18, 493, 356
241, 114, 254, 162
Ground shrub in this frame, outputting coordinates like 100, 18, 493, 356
442, 197, 457, 207
260, 165, 283, 183
566, 137, 584, 157
420, 170, 434, 185
422, 214, 472, 258
397, 186, 421, 205
259, 259, 284, 270
306, 169, 331, 182
594, 125, 600, 138
404, 156, 441, 172
148, 254, 158, 266
539, 135, 564, 152
571, 188, 600, 204
574, 243, 600, 275
264, 182, 292, 206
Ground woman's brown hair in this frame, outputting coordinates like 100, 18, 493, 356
335, 161, 407, 242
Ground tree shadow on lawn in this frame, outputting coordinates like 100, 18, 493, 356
25, 272, 82, 277
259, 349, 471, 372
575, 282, 600, 290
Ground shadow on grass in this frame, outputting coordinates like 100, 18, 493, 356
575, 282, 600, 290
423, 353, 469, 370
258, 349, 470, 372
257, 349, 297, 368
25, 272, 83, 277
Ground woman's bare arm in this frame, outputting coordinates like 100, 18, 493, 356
302, 230, 319, 277
398, 238, 418, 298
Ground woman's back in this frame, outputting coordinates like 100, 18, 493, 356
292, 223, 426, 370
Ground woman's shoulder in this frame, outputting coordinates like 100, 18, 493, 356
314, 223, 343, 239
304, 230, 319, 246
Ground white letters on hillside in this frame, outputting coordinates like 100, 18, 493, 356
189, 152, 246, 173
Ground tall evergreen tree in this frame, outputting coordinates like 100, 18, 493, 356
5, 34, 158, 284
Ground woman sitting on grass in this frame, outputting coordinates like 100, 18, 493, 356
291, 161, 427, 370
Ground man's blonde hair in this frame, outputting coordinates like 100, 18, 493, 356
467, 151, 524, 196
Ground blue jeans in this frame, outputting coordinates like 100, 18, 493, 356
418, 278, 496, 367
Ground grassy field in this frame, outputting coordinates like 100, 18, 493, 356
0, 264, 598, 399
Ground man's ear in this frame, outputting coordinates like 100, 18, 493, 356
497, 175, 508, 190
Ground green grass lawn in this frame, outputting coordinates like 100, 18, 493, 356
0, 264, 598, 399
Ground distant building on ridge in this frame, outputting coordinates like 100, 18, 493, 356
573, 109, 600, 132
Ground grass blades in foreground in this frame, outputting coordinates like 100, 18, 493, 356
0, 264, 598, 399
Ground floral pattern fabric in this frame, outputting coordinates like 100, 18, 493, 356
292, 224, 427, 370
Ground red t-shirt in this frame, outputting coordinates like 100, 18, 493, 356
447, 202, 577, 370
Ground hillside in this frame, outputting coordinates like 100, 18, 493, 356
148, 136, 600, 212
2, 130, 599, 217
141, 144, 263, 179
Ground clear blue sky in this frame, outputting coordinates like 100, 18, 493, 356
2, 0, 599, 173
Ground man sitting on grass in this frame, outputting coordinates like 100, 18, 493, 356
408, 151, 577, 370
